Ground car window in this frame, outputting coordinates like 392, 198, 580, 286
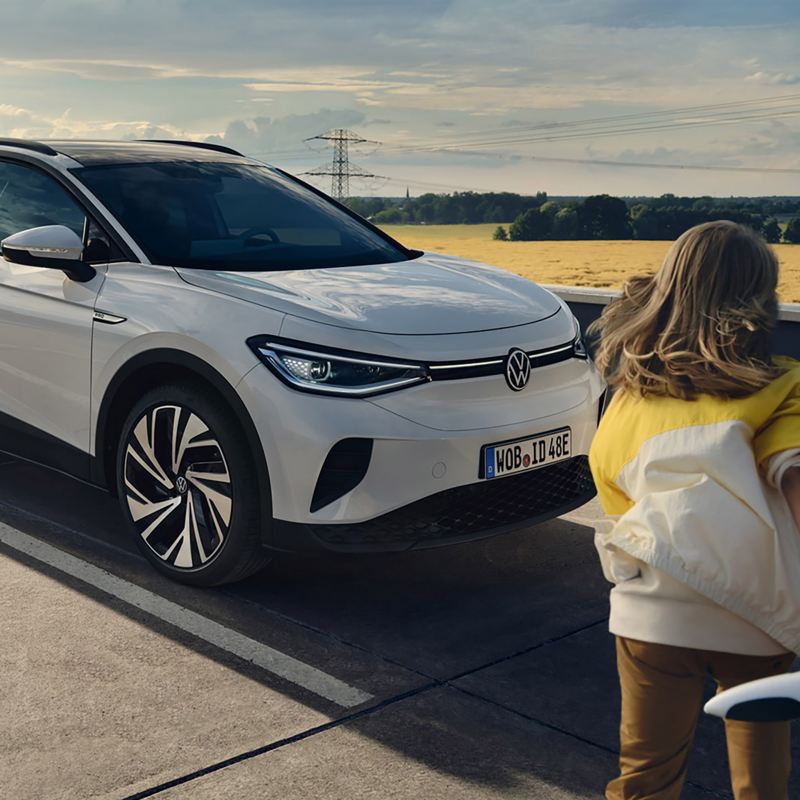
84, 218, 126, 263
0, 161, 86, 240
72, 161, 412, 271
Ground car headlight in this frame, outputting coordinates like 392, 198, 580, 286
572, 316, 589, 359
247, 337, 430, 397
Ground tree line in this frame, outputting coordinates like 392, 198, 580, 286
497, 195, 799, 243
347, 192, 547, 226
345, 192, 800, 243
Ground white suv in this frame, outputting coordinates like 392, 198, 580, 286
0, 138, 604, 585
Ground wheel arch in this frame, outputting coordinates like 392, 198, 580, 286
93, 350, 271, 526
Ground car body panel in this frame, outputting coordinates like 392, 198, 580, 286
238, 361, 602, 524
277, 303, 575, 362
0, 258, 106, 450
175, 252, 561, 335
90, 260, 599, 531
89, 262, 282, 455
370, 360, 595, 431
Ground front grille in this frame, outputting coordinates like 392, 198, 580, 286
308, 455, 595, 547
428, 340, 576, 382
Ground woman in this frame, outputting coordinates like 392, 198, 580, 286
589, 221, 800, 799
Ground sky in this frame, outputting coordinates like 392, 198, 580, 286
0, 0, 798, 197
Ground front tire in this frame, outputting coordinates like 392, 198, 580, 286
116, 383, 270, 586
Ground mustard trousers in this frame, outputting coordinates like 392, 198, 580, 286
608, 637, 795, 800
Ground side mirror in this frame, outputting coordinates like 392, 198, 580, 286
1, 225, 96, 283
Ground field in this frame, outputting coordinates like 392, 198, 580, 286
381, 223, 800, 303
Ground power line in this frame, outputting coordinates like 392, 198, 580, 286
478, 153, 800, 174
238, 94, 800, 193
374, 153, 800, 197
244, 94, 800, 170
382, 108, 800, 153
380, 176, 484, 192
393, 92, 800, 148
301, 129, 382, 200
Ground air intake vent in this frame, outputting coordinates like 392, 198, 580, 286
311, 438, 374, 512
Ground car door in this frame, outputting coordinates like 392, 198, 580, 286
0, 158, 104, 476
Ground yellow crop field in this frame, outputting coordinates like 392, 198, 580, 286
381, 224, 800, 303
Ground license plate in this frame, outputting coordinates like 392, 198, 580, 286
483, 428, 571, 479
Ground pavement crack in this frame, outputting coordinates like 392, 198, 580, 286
452, 683, 618, 755
218, 589, 609, 692
121, 617, 612, 799
120, 680, 443, 800
445, 616, 608, 685
450, 686, 732, 799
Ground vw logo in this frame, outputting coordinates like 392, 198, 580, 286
505, 348, 531, 392
175, 476, 189, 494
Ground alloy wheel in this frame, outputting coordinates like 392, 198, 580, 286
123, 404, 232, 569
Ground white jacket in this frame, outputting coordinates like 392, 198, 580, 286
590, 357, 800, 655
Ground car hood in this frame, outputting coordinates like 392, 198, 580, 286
175, 252, 561, 335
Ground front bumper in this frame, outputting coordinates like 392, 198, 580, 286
237, 354, 603, 552
271, 455, 594, 552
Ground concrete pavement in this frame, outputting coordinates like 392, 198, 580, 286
0, 457, 796, 799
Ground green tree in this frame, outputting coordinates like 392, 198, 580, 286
629, 203, 659, 239
538, 201, 559, 217
492, 225, 508, 241
483, 204, 505, 223
577, 194, 632, 239
509, 208, 552, 241
762, 218, 782, 244
372, 207, 407, 224
784, 217, 800, 244
552, 206, 579, 239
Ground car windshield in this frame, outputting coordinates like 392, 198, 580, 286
72, 161, 412, 271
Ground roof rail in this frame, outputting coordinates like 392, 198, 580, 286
139, 139, 244, 157
0, 138, 59, 156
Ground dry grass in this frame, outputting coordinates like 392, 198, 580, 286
382, 224, 800, 303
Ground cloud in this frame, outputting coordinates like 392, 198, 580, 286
208, 109, 368, 156
0, 103, 192, 141
745, 70, 800, 85
0, 58, 192, 81
0, 0, 794, 196
609, 144, 745, 168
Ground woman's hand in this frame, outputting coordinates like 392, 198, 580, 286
781, 466, 800, 532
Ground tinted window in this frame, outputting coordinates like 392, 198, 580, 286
0, 161, 86, 240
84, 218, 126, 263
72, 161, 411, 271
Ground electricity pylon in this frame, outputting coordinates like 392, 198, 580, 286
303, 129, 380, 201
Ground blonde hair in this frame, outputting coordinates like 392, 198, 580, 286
590, 220, 780, 400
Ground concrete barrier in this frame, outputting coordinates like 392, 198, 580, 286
548, 285, 800, 359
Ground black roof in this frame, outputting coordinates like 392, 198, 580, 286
0, 138, 250, 166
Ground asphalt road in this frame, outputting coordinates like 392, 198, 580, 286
1, 456, 797, 799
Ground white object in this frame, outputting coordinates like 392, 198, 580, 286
0, 139, 604, 585
705, 672, 800, 721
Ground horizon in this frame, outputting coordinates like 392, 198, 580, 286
353, 192, 800, 200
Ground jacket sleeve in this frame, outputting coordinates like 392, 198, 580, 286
589, 437, 634, 516
595, 478, 633, 516
753, 366, 800, 470
764, 448, 800, 489
594, 517, 642, 584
